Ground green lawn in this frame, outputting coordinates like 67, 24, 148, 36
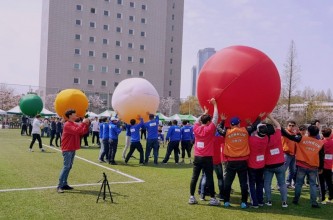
0, 129, 331, 219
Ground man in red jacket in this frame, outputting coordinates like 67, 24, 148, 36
57, 109, 90, 193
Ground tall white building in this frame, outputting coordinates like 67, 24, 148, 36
39, 0, 184, 109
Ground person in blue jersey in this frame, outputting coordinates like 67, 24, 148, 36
122, 123, 132, 160
144, 113, 160, 165
100, 118, 110, 163
125, 116, 145, 164
98, 117, 107, 163
108, 116, 122, 165
180, 120, 194, 164
162, 120, 181, 164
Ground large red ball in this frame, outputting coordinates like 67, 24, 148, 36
197, 45, 281, 126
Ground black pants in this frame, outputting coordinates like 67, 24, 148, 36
163, 141, 180, 163
21, 124, 28, 135
125, 142, 144, 164
181, 140, 192, 158
92, 131, 100, 144
319, 169, 333, 201
141, 130, 146, 140
55, 132, 62, 147
50, 130, 56, 145
190, 156, 215, 197
224, 160, 248, 203
109, 139, 118, 163
29, 134, 42, 149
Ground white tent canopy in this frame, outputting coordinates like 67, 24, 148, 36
98, 110, 115, 117
0, 109, 7, 115
6, 106, 56, 116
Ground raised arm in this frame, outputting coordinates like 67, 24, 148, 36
246, 112, 265, 134
210, 98, 218, 126
267, 113, 281, 130
217, 113, 226, 137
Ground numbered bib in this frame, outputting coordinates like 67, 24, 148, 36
175, 129, 180, 132
325, 154, 333, 160
270, 148, 280, 155
197, 142, 205, 148
150, 122, 156, 126
184, 129, 190, 132
256, 155, 264, 161
130, 128, 135, 132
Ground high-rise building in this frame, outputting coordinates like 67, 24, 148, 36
191, 66, 197, 96
39, 0, 184, 109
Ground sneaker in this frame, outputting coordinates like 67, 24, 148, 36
282, 202, 288, 208
250, 205, 259, 209
287, 185, 295, 189
62, 185, 74, 190
224, 202, 231, 207
99, 160, 106, 163
110, 161, 117, 165
312, 204, 320, 208
188, 196, 198, 205
240, 202, 248, 209
40, 148, 45, 152
29, 148, 34, 152
258, 203, 264, 207
265, 201, 272, 206
209, 197, 220, 206
200, 194, 205, 201
57, 187, 64, 193
50, 144, 54, 147
321, 200, 327, 205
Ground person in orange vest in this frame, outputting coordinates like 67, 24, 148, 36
318, 128, 333, 204
188, 98, 220, 206
282, 125, 324, 208
264, 114, 288, 208
282, 120, 298, 189
217, 112, 265, 208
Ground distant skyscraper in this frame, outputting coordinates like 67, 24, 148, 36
39, 0, 184, 109
191, 66, 197, 96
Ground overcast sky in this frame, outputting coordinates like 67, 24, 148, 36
1, 0, 333, 98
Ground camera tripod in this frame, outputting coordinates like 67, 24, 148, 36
96, 172, 113, 203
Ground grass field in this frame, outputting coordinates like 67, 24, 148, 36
0, 129, 332, 220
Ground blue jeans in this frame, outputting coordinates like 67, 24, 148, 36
248, 168, 264, 206
264, 164, 287, 202
294, 166, 318, 206
200, 163, 224, 198
58, 151, 76, 188
284, 153, 296, 185
98, 138, 105, 161
101, 139, 110, 161
145, 139, 159, 164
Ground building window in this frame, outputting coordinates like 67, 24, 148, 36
117, 13, 122, 19
74, 48, 81, 55
170, 47, 173, 53
169, 80, 172, 86
105, 0, 110, 2
128, 56, 133, 62
127, 70, 132, 75
75, 34, 81, 40
172, 25, 174, 31
115, 55, 121, 60
104, 10, 109, 16
129, 16, 134, 21
73, 63, 81, 70
76, 5, 82, 11
74, 78, 80, 84
170, 59, 173, 64
90, 8, 96, 14
130, 2, 135, 8
103, 24, 109, 30
129, 29, 134, 35
169, 91, 171, 96
140, 45, 145, 50
88, 79, 94, 85
170, 69, 173, 75
88, 51, 95, 57
117, 0, 123, 5
139, 71, 144, 77
89, 36, 95, 43
101, 66, 108, 73
128, 43, 133, 48
172, 3, 175, 9
114, 82, 119, 87
75, 20, 81, 26
88, 64, 95, 71
102, 52, 108, 59
139, 58, 145, 64
116, 41, 121, 46
102, 39, 108, 44
90, 22, 96, 28
172, 14, 175, 20
141, 18, 146, 24
115, 68, 120, 74
140, 31, 146, 37
101, 80, 107, 86
142, 4, 147, 10
171, 36, 174, 42
116, 27, 122, 33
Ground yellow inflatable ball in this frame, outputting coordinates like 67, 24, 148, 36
54, 89, 89, 118
112, 78, 160, 124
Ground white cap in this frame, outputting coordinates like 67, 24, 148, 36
111, 116, 118, 121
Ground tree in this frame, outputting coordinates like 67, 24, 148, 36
45, 94, 57, 112
88, 95, 106, 112
159, 97, 176, 116
283, 40, 301, 112
179, 96, 202, 116
0, 84, 21, 110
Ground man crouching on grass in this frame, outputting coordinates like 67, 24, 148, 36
57, 109, 90, 193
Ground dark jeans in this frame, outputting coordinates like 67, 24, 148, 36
248, 168, 264, 206
181, 140, 192, 159
125, 141, 144, 164
145, 139, 159, 164
81, 134, 89, 146
294, 166, 318, 206
224, 160, 248, 203
92, 131, 100, 144
55, 132, 62, 147
162, 140, 180, 163
200, 163, 224, 198
101, 139, 110, 161
21, 124, 28, 135
109, 139, 118, 163
50, 130, 56, 145
29, 134, 42, 149
319, 169, 333, 201
190, 156, 214, 197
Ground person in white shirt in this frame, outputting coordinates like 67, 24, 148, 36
29, 114, 45, 152
91, 117, 100, 146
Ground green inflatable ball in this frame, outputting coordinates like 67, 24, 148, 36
19, 94, 43, 117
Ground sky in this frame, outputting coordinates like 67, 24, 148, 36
1, 0, 333, 98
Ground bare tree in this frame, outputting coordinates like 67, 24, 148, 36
45, 94, 57, 112
0, 84, 21, 110
159, 97, 176, 116
283, 40, 301, 112
88, 95, 106, 112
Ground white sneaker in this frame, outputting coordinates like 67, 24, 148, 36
29, 148, 34, 152
188, 196, 198, 205
40, 148, 45, 152
209, 197, 220, 206
282, 202, 288, 208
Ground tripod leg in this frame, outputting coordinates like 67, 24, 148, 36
103, 180, 107, 201
96, 181, 104, 203
106, 180, 113, 203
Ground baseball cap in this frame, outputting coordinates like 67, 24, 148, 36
110, 116, 119, 121
230, 117, 240, 126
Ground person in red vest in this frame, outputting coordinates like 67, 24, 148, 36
264, 114, 288, 208
319, 128, 333, 204
282, 125, 324, 208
